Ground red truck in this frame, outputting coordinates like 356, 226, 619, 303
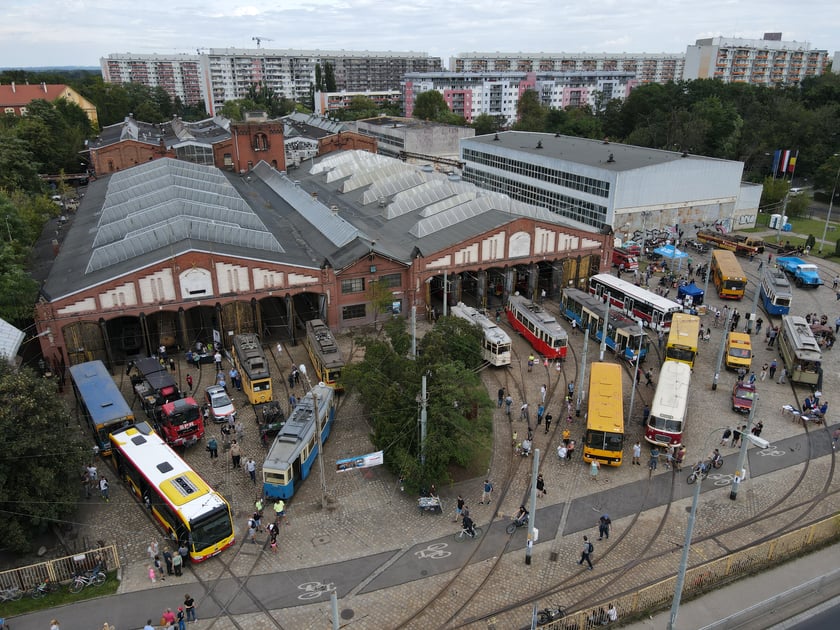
130, 357, 204, 447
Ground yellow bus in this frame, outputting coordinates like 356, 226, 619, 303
665, 313, 701, 368
583, 362, 625, 466
711, 249, 747, 300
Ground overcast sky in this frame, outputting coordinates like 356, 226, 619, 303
1, 0, 838, 69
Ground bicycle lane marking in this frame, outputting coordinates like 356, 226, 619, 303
748, 428, 832, 478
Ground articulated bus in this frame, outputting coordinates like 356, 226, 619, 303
760, 267, 792, 316
304, 319, 346, 388
665, 313, 701, 368
583, 362, 624, 466
645, 361, 691, 447
710, 249, 747, 300
778, 315, 823, 386
232, 333, 273, 405
69, 360, 135, 456
110, 422, 235, 562
589, 274, 682, 332
449, 302, 512, 366
560, 288, 649, 362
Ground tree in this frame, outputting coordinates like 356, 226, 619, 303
367, 280, 395, 328
0, 130, 42, 193
512, 90, 547, 131
413, 90, 450, 122
323, 63, 337, 93
0, 363, 87, 553
471, 113, 503, 136
341, 317, 492, 492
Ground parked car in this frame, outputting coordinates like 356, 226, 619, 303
204, 385, 236, 423
732, 382, 756, 413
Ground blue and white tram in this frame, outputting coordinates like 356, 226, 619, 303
560, 288, 649, 362
262, 383, 336, 500
449, 302, 512, 366
760, 267, 792, 316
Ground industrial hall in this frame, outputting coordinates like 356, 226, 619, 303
33, 152, 610, 369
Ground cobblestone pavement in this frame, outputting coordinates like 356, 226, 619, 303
26, 245, 840, 629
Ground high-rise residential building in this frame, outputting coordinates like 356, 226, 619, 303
684, 35, 831, 85
450, 52, 684, 85
101, 54, 205, 107
102, 49, 442, 116
403, 71, 636, 125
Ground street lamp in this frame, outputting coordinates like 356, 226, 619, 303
818, 158, 840, 254
667, 428, 771, 629
627, 322, 645, 425
298, 364, 330, 510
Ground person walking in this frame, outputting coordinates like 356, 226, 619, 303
246, 458, 257, 484
184, 594, 197, 622
480, 479, 494, 504
214, 350, 222, 371
540, 384, 547, 403
578, 536, 594, 570
544, 412, 552, 434
675, 445, 686, 471
557, 443, 567, 462
632, 441, 641, 466
230, 440, 242, 468
186, 373, 193, 392
598, 514, 611, 540
769, 359, 778, 380
645, 368, 654, 388
536, 473, 547, 497
648, 448, 659, 477
527, 354, 535, 372
778, 367, 787, 384
567, 439, 576, 460
497, 388, 505, 408
504, 394, 513, 418
536, 404, 544, 425
454, 495, 465, 522
99, 476, 109, 501
562, 428, 571, 446
207, 436, 218, 459
760, 363, 768, 381
520, 402, 529, 423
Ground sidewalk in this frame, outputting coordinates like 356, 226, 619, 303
623, 543, 840, 630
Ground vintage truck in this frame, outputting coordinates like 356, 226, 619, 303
775, 256, 824, 288
695, 229, 765, 256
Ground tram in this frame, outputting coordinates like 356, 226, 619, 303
110, 422, 235, 562
449, 302, 512, 366
560, 288, 649, 362
304, 319, 345, 388
262, 383, 336, 500
69, 360, 135, 456
759, 267, 792, 316
232, 333, 273, 405
588, 274, 682, 332
505, 293, 568, 359
778, 315, 823, 385
645, 361, 691, 447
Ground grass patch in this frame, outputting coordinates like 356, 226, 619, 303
1, 572, 119, 617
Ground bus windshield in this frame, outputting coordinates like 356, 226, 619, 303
585, 430, 623, 452
649, 415, 682, 433
666, 347, 696, 363
191, 507, 234, 552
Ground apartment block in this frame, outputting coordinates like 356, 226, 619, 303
403, 71, 636, 125
451, 52, 684, 85
684, 35, 831, 85
313, 90, 402, 115
101, 54, 205, 106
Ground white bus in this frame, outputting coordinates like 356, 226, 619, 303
644, 361, 691, 447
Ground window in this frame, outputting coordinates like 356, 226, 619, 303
341, 278, 365, 294
379, 273, 402, 288
4, 107, 14, 115
342, 304, 366, 320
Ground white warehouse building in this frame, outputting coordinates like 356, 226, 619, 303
460, 131, 762, 241
403, 71, 636, 126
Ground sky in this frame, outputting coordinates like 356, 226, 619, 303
1, 0, 838, 69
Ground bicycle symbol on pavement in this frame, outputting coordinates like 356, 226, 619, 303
414, 542, 452, 559
297, 581, 336, 600
757, 448, 786, 457
707, 473, 736, 487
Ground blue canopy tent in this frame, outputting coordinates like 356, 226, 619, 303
677, 281, 704, 307
653, 243, 689, 270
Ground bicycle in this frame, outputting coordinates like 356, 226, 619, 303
29, 578, 59, 598
537, 604, 567, 625
0, 586, 23, 602
687, 462, 711, 484
68, 567, 106, 593
506, 515, 529, 534
453, 524, 483, 542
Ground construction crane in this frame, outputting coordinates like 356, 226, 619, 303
252, 36, 274, 48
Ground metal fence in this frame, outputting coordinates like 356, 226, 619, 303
0, 544, 119, 591
542, 514, 840, 629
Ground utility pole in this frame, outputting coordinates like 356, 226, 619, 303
712, 310, 733, 390
576, 323, 590, 416
299, 365, 329, 509
525, 448, 539, 565
730, 396, 757, 501
599, 293, 609, 361
746, 281, 761, 334
411, 305, 417, 359
443, 270, 449, 318
627, 322, 645, 424
668, 468, 701, 629
419, 374, 428, 467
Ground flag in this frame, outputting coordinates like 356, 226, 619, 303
787, 150, 798, 173
772, 149, 782, 174
779, 150, 791, 175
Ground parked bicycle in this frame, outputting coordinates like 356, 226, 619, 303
0, 585, 23, 602
453, 524, 483, 542
68, 565, 106, 593
537, 604, 567, 625
29, 577, 59, 599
